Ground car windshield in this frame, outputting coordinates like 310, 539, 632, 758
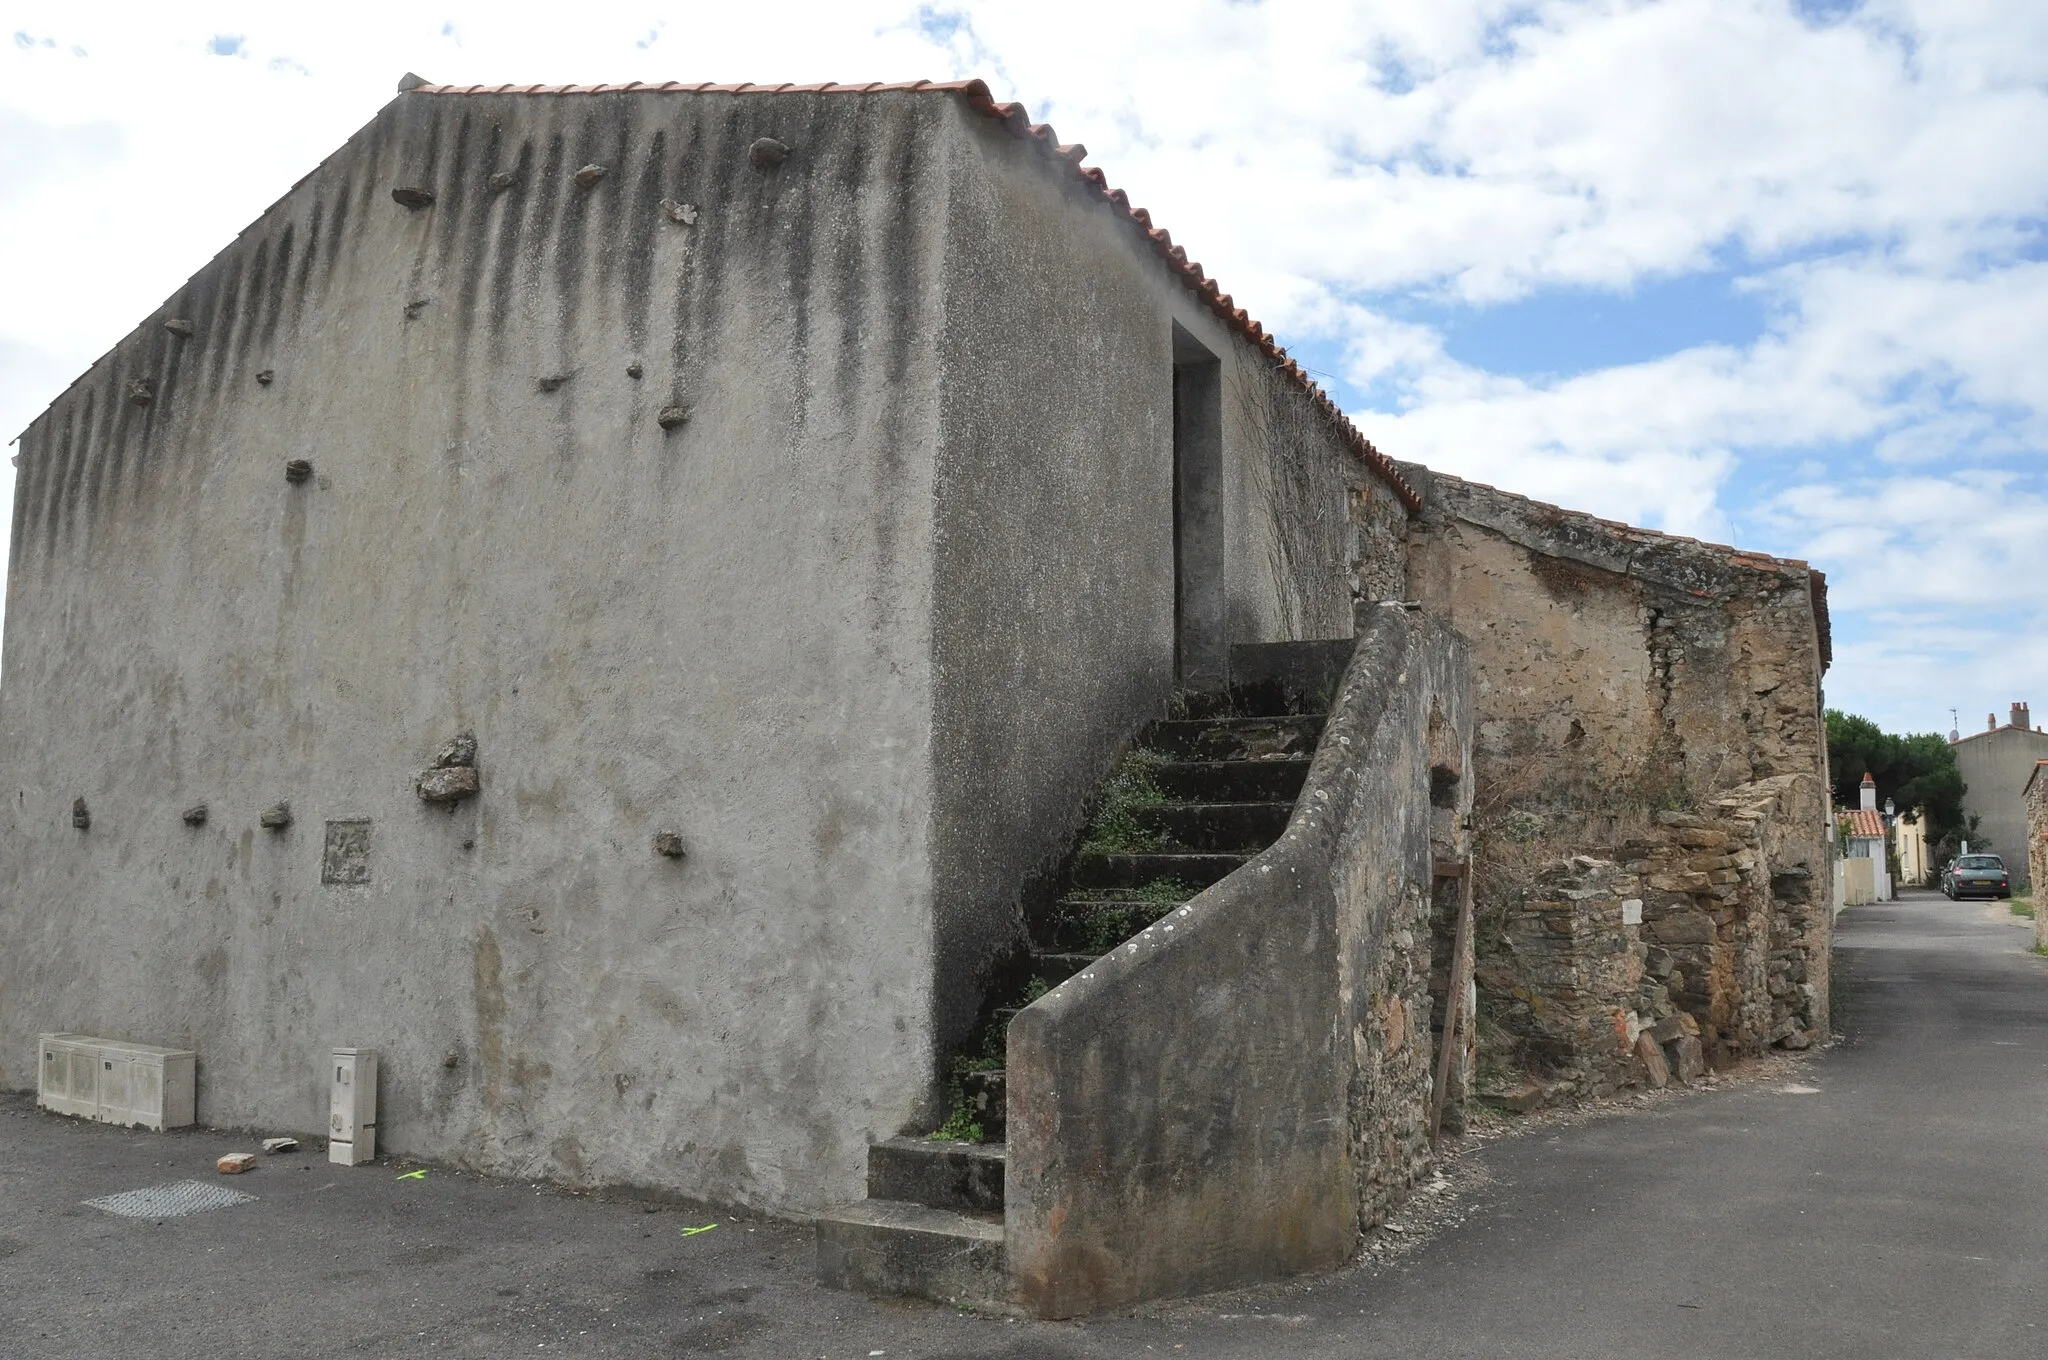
1957, 855, 2003, 870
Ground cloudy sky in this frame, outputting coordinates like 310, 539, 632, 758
4, 0, 2043, 737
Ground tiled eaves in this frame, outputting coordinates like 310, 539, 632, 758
411, 77, 1422, 514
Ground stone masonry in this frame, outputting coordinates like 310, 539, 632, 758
2029, 762, 2048, 952
1395, 465, 1832, 1100
1478, 773, 1829, 1098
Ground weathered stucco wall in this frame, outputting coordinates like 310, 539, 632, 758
0, 88, 956, 1211
2, 82, 1426, 1216
923, 102, 1405, 1061
1004, 607, 1470, 1318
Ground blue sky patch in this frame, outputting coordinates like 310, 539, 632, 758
206, 34, 243, 57
1421, 272, 1773, 380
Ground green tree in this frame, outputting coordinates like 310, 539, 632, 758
1824, 710, 1971, 850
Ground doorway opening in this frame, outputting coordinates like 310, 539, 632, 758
1172, 323, 1225, 692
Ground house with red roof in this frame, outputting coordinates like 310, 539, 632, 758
1838, 773, 1892, 905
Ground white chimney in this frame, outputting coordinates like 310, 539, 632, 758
1860, 772, 1877, 812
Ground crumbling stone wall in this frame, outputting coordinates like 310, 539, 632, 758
1477, 774, 1829, 1101
1398, 465, 1832, 1095
1399, 468, 1829, 814
1478, 854, 1701, 1100
2028, 768, 2048, 952
1353, 878, 1439, 1229
1350, 475, 1411, 608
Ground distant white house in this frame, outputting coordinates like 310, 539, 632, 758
1839, 772, 1892, 905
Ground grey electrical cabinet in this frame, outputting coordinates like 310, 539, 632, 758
37, 1034, 196, 1131
329, 1047, 378, 1165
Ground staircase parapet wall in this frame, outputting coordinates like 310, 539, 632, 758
1004, 606, 1472, 1318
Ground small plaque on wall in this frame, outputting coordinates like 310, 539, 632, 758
322, 820, 372, 885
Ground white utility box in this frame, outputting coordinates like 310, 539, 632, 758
37, 1033, 196, 1131
329, 1047, 378, 1165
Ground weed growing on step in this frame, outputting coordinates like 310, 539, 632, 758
1077, 879, 1193, 951
1022, 975, 1050, 1003
930, 1098, 982, 1144
1080, 748, 1172, 852
930, 1058, 993, 1143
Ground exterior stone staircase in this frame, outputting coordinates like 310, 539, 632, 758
816, 685, 1327, 1307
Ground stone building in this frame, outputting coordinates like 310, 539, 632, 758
0, 78, 1828, 1314
1953, 703, 2048, 889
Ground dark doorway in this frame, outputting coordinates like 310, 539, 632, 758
1172, 324, 1225, 691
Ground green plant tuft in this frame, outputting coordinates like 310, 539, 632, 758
931, 1103, 982, 1143
1080, 748, 1172, 852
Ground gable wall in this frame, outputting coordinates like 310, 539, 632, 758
0, 88, 954, 1211
1954, 727, 2048, 889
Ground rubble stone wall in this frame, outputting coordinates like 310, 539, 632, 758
2029, 770, 2048, 952
1480, 774, 1830, 1100
1396, 466, 1833, 1094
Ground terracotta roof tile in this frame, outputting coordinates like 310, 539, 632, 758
411, 78, 1420, 511
1844, 808, 1885, 839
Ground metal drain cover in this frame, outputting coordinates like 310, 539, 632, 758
85, 1179, 256, 1219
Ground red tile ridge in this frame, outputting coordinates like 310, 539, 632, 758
408, 76, 1420, 511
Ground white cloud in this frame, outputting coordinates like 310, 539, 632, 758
0, 0, 2042, 731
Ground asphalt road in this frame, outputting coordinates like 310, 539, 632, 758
3, 887, 2044, 1358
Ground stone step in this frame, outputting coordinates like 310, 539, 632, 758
866, 1136, 1006, 1214
1071, 849, 1249, 891
815, 1199, 1006, 1307
1027, 895, 1188, 952
1152, 757, 1313, 803
1130, 800, 1293, 853
1141, 715, 1324, 761
1170, 685, 1320, 720
1030, 951, 1101, 989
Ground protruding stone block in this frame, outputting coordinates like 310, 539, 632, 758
416, 766, 479, 804
1634, 1032, 1670, 1089
431, 732, 477, 769
1664, 1033, 1706, 1084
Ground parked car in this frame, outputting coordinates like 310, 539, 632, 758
1941, 854, 2011, 900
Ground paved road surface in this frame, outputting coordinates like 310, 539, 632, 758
3, 887, 2045, 1357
